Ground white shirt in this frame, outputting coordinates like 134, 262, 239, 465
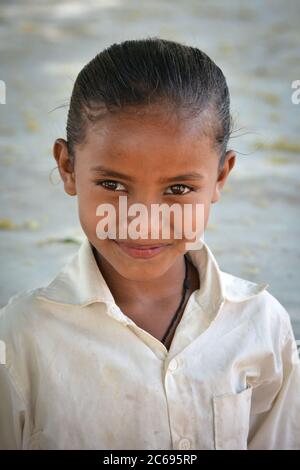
0, 236, 299, 450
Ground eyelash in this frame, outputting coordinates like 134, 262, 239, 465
94, 179, 196, 195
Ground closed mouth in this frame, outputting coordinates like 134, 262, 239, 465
111, 240, 172, 258
113, 241, 171, 249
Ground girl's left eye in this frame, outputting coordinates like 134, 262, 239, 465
165, 184, 194, 195
94, 180, 127, 191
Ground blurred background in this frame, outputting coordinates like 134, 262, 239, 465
0, 0, 299, 338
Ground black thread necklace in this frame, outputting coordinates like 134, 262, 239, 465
161, 254, 190, 346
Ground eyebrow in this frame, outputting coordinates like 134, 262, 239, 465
90, 166, 135, 182
90, 165, 205, 183
159, 173, 205, 183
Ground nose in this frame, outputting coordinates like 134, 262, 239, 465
118, 195, 176, 243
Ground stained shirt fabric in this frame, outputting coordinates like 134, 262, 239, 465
0, 236, 300, 450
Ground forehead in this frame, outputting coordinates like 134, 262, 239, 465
77, 107, 219, 173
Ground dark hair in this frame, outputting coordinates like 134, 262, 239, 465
66, 37, 232, 169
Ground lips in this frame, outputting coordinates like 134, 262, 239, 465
116, 242, 168, 249
112, 240, 171, 259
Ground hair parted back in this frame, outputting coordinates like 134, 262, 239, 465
66, 36, 232, 168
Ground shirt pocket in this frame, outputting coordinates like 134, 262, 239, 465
212, 384, 253, 450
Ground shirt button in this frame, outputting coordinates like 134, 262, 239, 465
168, 359, 178, 371
178, 438, 191, 450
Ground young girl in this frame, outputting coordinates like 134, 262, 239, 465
0, 37, 299, 451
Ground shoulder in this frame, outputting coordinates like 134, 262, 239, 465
220, 270, 293, 345
0, 287, 50, 405
0, 287, 45, 330
0, 287, 48, 367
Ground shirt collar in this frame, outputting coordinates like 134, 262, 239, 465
36, 236, 269, 309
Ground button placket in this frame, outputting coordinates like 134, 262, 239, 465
168, 358, 178, 371
167, 356, 184, 373
166, 356, 191, 450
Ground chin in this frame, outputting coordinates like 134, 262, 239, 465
110, 241, 177, 278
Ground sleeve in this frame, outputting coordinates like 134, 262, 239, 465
247, 314, 300, 450
0, 363, 28, 450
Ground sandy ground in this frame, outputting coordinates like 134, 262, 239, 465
0, 0, 299, 337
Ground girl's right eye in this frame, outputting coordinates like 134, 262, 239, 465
94, 180, 127, 192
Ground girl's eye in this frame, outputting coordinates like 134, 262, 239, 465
95, 180, 127, 192
165, 184, 194, 195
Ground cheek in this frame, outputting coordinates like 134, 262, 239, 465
172, 195, 211, 242
76, 181, 106, 238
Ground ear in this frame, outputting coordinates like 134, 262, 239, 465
211, 150, 236, 203
53, 138, 77, 196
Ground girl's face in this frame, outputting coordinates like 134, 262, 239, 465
54, 107, 235, 281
